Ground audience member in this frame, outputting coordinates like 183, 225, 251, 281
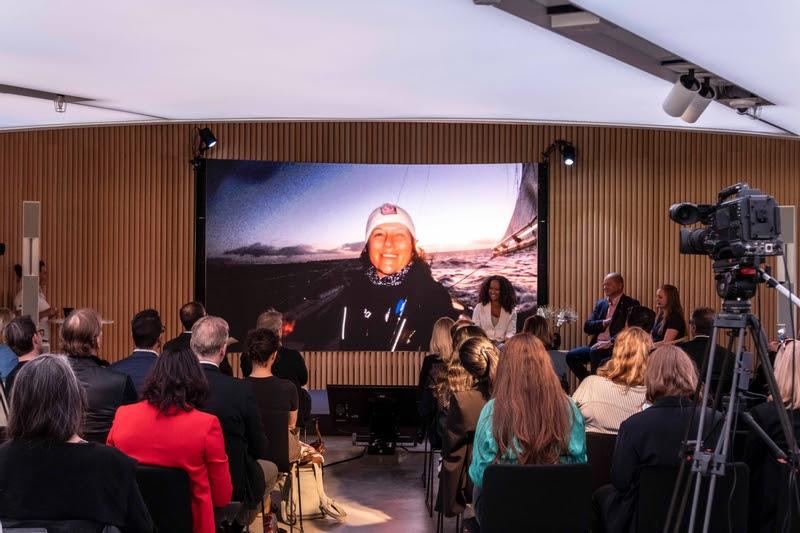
440, 336, 498, 517
2, 315, 42, 396
523, 315, 568, 389
0, 308, 18, 385
242, 309, 310, 423
108, 346, 232, 533
110, 309, 164, 394
418, 316, 456, 447
62, 308, 137, 442
744, 340, 800, 532
567, 273, 640, 381
594, 345, 720, 533
470, 333, 587, 522
0, 355, 152, 531
193, 316, 278, 529
572, 327, 650, 434
13, 261, 57, 343
164, 301, 234, 376
625, 305, 656, 332
652, 284, 687, 344
677, 307, 733, 396
434, 325, 488, 414
472, 275, 518, 342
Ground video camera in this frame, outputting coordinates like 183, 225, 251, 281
669, 183, 782, 261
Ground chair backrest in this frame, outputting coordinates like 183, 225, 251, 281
261, 410, 291, 472
135, 464, 192, 533
585, 432, 617, 491
480, 463, 592, 533
637, 462, 749, 533
0, 518, 116, 533
0, 380, 9, 443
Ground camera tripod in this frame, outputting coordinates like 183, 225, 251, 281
665, 266, 800, 533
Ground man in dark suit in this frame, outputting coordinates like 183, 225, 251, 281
110, 309, 164, 395
165, 301, 233, 376
192, 315, 278, 530
678, 307, 733, 396
566, 272, 640, 381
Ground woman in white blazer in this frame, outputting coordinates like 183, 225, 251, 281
471, 276, 518, 342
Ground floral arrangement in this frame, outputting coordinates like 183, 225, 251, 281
536, 305, 579, 332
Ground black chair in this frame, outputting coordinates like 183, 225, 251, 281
480, 463, 592, 533
0, 519, 116, 532
261, 410, 304, 532
748, 458, 800, 533
0, 379, 8, 443
135, 464, 192, 533
637, 462, 749, 533
585, 432, 617, 491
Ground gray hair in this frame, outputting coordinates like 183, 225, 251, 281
190, 315, 229, 359
256, 309, 282, 337
8, 354, 86, 441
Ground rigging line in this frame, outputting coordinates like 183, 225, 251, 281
445, 256, 494, 289
396, 164, 411, 204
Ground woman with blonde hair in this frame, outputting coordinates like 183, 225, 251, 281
470, 333, 586, 522
0, 307, 19, 384
596, 345, 718, 533
417, 316, 456, 446
572, 326, 651, 434
745, 340, 800, 532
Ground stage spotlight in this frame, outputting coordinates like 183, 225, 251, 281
561, 143, 576, 166
663, 70, 700, 118
681, 79, 716, 124
199, 127, 217, 150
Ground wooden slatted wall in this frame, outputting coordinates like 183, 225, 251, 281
1, 122, 798, 361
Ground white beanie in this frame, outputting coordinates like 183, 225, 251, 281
365, 203, 416, 240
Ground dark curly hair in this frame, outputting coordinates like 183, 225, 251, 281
478, 275, 517, 313
141, 346, 208, 415
245, 327, 281, 365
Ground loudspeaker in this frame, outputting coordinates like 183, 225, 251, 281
21, 201, 41, 328
777, 205, 796, 334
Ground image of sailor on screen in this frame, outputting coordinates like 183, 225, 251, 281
340, 203, 457, 351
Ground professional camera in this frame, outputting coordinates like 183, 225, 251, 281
669, 183, 782, 260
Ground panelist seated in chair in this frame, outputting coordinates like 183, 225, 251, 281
470, 333, 587, 525
593, 346, 722, 533
566, 273, 640, 382
0, 355, 153, 532
651, 284, 688, 345
107, 346, 232, 533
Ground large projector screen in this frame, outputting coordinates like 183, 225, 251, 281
199, 160, 540, 351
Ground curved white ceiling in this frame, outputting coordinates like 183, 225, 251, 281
0, 0, 789, 134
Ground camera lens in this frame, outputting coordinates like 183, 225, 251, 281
669, 203, 701, 225
679, 227, 709, 255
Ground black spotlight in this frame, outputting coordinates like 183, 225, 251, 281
542, 139, 576, 167
198, 127, 217, 151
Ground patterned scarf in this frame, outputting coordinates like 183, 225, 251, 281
366, 262, 413, 286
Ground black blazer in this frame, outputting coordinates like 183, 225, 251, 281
68, 355, 137, 443
199, 363, 270, 506
110, 350, 159, 396
583, 294, 640, 345
603, 396, 722, 533
677, 336, 734, 395
165, 332, 234, 376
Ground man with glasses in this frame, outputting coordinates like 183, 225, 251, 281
110, 309, 165, 395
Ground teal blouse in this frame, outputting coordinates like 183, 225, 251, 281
468, 397, 588, 488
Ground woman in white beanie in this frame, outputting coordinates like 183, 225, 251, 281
340, 203, 458, 351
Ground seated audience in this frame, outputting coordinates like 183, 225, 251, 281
567, 273, 640, 381
193, 316, 278, 530
677, 307, 733, 397
440, 336, 498, 517
418, 316, 456, 447
594, 345, 720, 533
0, 308, 17, 385
745, 340, 800, 533
245, 328, 300, 461
625, 305, 656, 332
523, 315, 568, 389
471, 276, 518, 342
652, 284, 687, 344
0, 355, 152, 531
434, 325, 488, 423
165, 301, 233, 376
572, 327, 650, 434
2, 315, 42, 396
62, 308, 137, 442
110, 309, 164, 394
470, 333, 587, 521
108, 346, 232, 533
242, 309, 310, 422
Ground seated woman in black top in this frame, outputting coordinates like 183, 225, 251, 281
418, 316, 456, 445
745, 340, 800, 532
245, 328, 300, 459
651, 284, 687, 344
0, 354, 152, 532
595, 345, 720, 533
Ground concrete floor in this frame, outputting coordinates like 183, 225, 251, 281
252, 437, 462, 533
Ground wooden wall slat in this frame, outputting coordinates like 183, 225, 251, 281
1, 122, 798, 362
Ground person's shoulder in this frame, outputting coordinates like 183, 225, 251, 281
80, 441, 138, 470
280, 346, 302, 358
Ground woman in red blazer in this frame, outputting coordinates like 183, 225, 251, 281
108, 346, 232, 533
